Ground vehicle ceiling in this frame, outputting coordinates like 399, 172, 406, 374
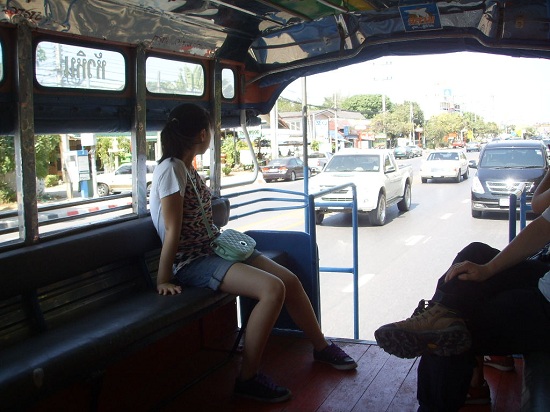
2, 0, 550, 104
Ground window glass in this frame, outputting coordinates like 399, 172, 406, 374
0, 42, 3, 82
222, 68, 235, 99
35, 42, 125, 90
146, 57, 204, 96
0, 135, 16, 244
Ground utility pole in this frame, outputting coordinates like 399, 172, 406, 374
373, 60, 392, 148
410, 101, 414, 145
333, 93, 338, 152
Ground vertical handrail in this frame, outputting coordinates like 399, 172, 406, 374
508, 183, 529, 241
509, 192, 518, 242
309, 183, 360, 339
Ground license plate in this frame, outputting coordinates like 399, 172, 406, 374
499, 197, 510, 207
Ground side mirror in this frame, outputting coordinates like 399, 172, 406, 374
385, 166, 396, 173
468, 160, 478, 169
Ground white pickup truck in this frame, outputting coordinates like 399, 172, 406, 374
309, 149, 413, 225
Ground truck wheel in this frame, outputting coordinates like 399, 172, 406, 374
454, 170, 461, 183
397, 183, 411, 212
369, 193, 386, 226
462, 168, 469, 180
315, 211, 325, 225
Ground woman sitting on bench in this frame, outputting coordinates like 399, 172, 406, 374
149, 103, 357, 404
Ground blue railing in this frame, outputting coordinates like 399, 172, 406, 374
223, 184, 361, 339
508, 183, 531, 241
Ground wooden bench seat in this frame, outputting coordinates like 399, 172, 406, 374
0, 217, 235, 410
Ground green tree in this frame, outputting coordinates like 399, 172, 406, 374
424, 112, 463, 148
370, 101, 424, 144
341, 94, 394, 119
95, 137, 113, 171
0, 134, 60, 179
0, 136, 15, 175
277, 97, 302, 112
322, 92, 345, 110
35, 135, 61, 178
117, 136, 131, 163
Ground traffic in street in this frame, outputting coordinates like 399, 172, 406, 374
222, 150, 514, 341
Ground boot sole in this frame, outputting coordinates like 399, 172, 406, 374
374, 324, 472, 359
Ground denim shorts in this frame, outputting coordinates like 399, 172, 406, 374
174, 249, 261, 290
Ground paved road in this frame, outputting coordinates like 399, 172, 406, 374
223, 152, 515, 342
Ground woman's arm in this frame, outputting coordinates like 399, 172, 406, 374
157, 192, 184, 295
532, 168, 550, 214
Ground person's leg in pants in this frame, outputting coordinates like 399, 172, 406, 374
416, 243, 550, 411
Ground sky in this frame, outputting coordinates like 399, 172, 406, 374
280, 52, 550, 127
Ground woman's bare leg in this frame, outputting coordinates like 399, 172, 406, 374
248, 255, 328, 351
220, 263, 285, 380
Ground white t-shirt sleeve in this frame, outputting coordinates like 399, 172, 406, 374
157, 161, 186, 199
150, 159, 187, 243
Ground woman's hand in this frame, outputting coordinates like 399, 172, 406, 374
157, 282, 182, 295
444, 261, 493, 283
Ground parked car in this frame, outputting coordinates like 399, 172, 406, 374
408, 145, 423, 157
465, 142, 481, 152
96, 161, 156, 196
470, 140, 548, 218
420, 150, 469, 183
307, 151, 333, 174
309, 149, 413, 226
261, 157, 309, 182
394, 146, 413, 159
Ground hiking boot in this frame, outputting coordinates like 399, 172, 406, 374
374, 300, 472, 359
465, 380, 491, 405
313, 342, 358, 370
234, 373, 291, 403
484, 355, 515, 371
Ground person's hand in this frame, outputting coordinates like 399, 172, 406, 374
444, 261, 493, 283
157, 282, 182, 295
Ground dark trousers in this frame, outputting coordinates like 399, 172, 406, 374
417, 242, 550, 412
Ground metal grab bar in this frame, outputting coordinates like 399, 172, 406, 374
508, 183, 531, 241
224, 183, 361, 339
308, 183, 360, 339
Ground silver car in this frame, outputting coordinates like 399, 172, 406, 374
96, 161, 156, 196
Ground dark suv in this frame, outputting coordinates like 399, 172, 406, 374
470, 140, 548, 218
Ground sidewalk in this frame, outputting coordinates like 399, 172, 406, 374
0, 170, 266, 227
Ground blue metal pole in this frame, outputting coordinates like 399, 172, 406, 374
509, 193, 517, 242
351, 185, 359, 339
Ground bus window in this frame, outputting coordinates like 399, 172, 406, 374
145, 57, 204, 96
0, 41, 3, 82
35, 42, 125, 91
222, 68, 235, 99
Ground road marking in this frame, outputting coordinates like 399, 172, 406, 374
342, 273, 375, 293
440, 213, 452, 219
405, 235, 424, 246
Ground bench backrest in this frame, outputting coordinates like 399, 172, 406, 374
0, 218, 161, 349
